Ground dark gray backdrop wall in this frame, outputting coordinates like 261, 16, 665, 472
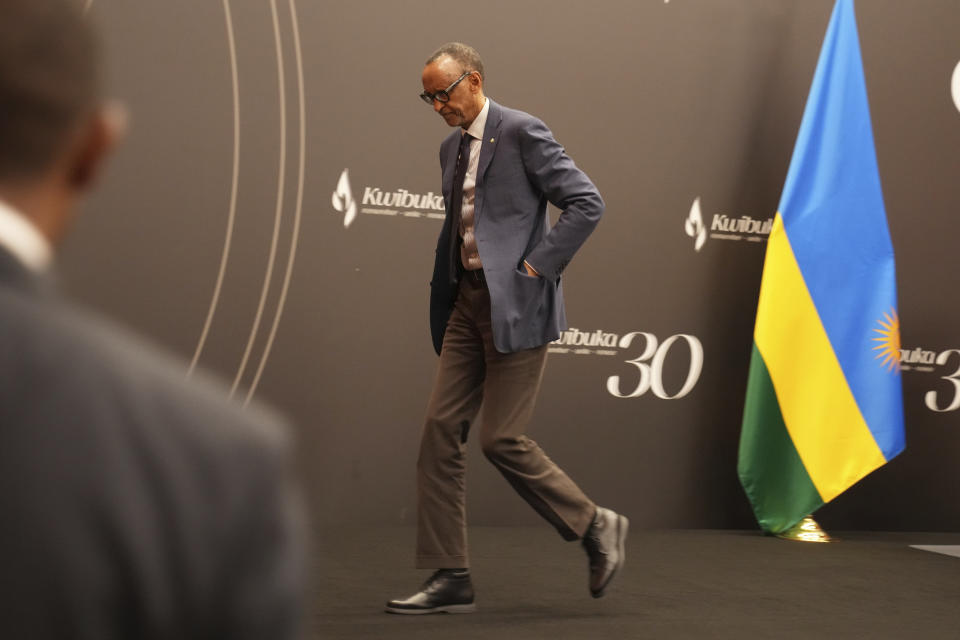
66, 0, 960, 531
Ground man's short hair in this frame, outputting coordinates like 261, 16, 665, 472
0, 0, 99, 183
425, 43, 485, 80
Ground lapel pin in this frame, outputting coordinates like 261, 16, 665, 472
490, 138, 495, 143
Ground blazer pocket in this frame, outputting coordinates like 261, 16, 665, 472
508, 268, 547, 315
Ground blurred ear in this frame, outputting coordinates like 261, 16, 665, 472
67, 101, 127, 191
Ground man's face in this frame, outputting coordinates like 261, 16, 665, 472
421, 56, 481, 128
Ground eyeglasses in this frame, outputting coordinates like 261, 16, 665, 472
419, 70, 473, 105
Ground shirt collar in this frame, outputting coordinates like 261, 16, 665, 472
464, 97, 490, 140
0, 198, 54, 272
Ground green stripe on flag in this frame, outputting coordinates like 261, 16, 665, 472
738, 343, 823, 534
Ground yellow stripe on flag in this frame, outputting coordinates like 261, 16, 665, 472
754, 215, 887, 502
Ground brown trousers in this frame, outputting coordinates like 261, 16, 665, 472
416, 274, 596, 569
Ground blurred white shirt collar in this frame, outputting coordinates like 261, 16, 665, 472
0, 198, 53, 272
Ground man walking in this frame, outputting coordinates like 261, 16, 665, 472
386, 43, 627, 614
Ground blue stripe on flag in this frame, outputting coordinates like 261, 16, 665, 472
776, 0, 905, 459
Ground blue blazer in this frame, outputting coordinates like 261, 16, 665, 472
429, 99, 604, 354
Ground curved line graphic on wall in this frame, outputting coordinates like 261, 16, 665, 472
188, 0, 242, 378
244, 0, 306, 406
952, 60, 960, 115
229, 0, 288, 398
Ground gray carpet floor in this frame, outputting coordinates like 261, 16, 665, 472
311, 526, 960, 639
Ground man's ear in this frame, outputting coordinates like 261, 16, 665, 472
67, 102, 127, 191
469, 71, 483, 93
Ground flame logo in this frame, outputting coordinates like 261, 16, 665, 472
872, 308, 901, 373
952, 60, 960, 115
332, 168, 357, 228
685, 197, 707, 252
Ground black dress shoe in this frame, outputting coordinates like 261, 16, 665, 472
385, 570, 477, 614
582, 507, 628, 598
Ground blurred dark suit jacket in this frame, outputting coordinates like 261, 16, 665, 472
0, 246, 305, 639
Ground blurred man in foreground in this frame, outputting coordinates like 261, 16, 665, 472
0, 1, 306, 637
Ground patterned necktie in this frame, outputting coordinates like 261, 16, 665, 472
448, 131, 473, 279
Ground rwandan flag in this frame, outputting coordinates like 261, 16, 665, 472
738, 0, 905, 534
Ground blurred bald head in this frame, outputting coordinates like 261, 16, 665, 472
0, 0, 99, 183
0, 0, 122, 246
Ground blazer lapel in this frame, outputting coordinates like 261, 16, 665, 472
474, 100, 502, 224
476, 100, 501, 187
440, 132, 461, 213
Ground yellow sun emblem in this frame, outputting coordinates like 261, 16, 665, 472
872, 309, 901, 372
